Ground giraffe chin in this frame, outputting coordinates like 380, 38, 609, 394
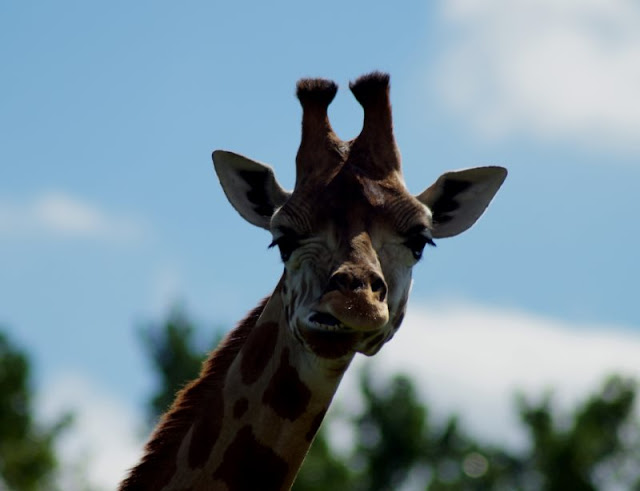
296, 312, 393, 359
295, 315, 362, 359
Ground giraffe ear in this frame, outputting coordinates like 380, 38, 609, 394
213, 150, 291, 230
416, 166, 507, 239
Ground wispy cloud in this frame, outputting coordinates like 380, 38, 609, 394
0, 192, 146, 243
434, 0, 640, 154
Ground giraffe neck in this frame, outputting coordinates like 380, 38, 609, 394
121, 280, 354, 491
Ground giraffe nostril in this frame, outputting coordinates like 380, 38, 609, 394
371, 276, 387, 302
328, 272, 350, 293
328, 271, 387, 300
350, 277, 366, 291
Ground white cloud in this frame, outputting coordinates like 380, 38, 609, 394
0, 192, 146, 242
342, 301, 640, 450
434, 0, 640, 154
38, 373, 144, 491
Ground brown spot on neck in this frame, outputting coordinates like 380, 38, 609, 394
240, 321, 279, 385
262, 348, 311, 421
212, 425, 288, 491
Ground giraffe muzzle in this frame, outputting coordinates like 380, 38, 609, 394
315, 289, 390, 332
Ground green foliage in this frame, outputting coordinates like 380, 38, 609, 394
354, 371, 426, 489
518, 375, 640, 491
0, 330, 71, 491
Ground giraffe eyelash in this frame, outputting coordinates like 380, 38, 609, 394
404, 234, 436, 261
269, 234, 301, 262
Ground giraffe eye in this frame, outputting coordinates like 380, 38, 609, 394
404, 234, 435, 260
269, 234, 300, 262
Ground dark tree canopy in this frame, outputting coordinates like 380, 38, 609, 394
0, 330, 70, 491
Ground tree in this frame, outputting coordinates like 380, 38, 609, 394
0, 330, 71, 491
346, 368, 522, 491
352, 370, 428, 490
518, 375, 640, 490
295, 367, 521, 491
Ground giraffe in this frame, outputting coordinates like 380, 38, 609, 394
120, 72, 506, 491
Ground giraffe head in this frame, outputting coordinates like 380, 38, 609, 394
213, 72, 506, 359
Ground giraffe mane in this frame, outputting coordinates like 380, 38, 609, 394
119, 298, 269, 490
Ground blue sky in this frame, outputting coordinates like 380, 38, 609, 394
2, 1, 640, 487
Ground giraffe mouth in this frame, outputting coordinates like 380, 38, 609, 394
308, 312, 351, 332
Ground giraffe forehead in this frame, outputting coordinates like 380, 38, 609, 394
278, 168, 429, 235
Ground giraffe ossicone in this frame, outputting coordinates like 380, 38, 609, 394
120, 72, 506, 490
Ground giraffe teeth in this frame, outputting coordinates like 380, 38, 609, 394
309, 312, 349, 331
